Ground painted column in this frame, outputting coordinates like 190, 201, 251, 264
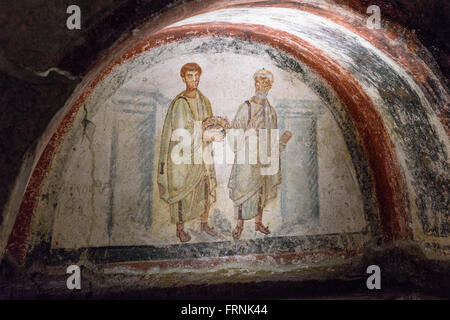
108, 89, 159, 239
278, 101, 320, 230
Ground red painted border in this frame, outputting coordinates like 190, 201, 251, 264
226, 1, 449, 114
5, 22, 412, 264
224, 1, 449, 135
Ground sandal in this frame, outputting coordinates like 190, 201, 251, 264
176, 229, 191, 242
255, 222, 271, 235
201, 222, 217, 237
232, 225, 243, 240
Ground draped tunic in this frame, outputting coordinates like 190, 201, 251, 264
227, 98, 284, 220
158, 91, 217, 223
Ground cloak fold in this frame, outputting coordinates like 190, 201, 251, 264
227, 99, 284, 220
158, 91, 217, 223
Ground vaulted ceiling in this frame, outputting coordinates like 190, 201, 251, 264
0, 0, 448, 298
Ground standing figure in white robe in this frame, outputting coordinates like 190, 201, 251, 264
158, 63, 224, 243
228, 69, 291, 240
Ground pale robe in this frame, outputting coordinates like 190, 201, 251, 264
227, 98, 285, 220
158, 91, 217, 224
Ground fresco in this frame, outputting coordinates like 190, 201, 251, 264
29, 37, 376, 263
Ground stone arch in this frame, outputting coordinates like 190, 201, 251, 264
1, 2, 448, 276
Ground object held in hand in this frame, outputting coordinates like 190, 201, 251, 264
280, 130, 293, 144
202, 116, 231, 135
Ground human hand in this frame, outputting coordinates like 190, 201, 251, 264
204, 128, 224, 142
280, 130, 293, 144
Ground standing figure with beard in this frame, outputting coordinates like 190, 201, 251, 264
158, 63, 223, 243
227, 68, 292, 240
